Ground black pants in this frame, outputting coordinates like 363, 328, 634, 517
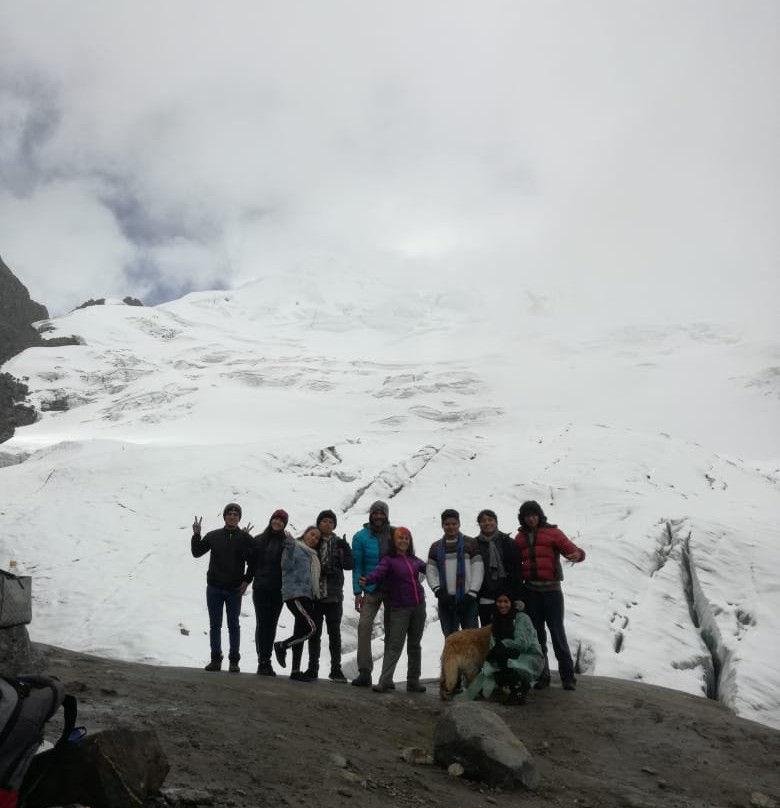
523, 587, 575, 682
253, 587, 284, 665
281, 597, 318, 672
307, 600, 343, 673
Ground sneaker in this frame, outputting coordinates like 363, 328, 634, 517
329, 669, 348, 683
204, 655, 223, 672
562, 679, 577, 691
290, 670, 314, 682
303, 668, 319, 680
406, 681, 427, 693
257, 662, 276, 676
372, 683, 392, 693
274, 642, 287, 669
351, 669, 372, 687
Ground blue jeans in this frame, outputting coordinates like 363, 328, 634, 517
206, 584, 241, 657
437, 597, 479, 637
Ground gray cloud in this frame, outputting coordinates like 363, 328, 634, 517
0, 1, 776, 328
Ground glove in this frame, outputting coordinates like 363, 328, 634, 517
487, 642, 509, 667
458, 592, 478, 611
436, 590, 456, 610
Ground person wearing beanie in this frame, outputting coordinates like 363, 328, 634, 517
245, 509, 291, 676
464, 591, 545, 705
190, 502, 252, 672
474, 509, 521, 626
359, 527, 428, 693
274, 526, 322, 682
350, 500, 394, 687
426, 508, 484, 637
515, 500, 585, 691
303, 509, 353, 682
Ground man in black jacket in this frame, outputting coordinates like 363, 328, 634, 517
474, 509, 521, 626
191, 502, 252, 672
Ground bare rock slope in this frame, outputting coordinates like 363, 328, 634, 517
37, 644, 780, 808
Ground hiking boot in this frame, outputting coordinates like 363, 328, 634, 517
290, 670, 314, 682
273, 642, 287, 669
406, 681, 427, 693
504, 687, 527, 706
562, 679, 577, 691
351, 669, 372, 687
204, 654, 223, 672
303, 668, 319, 680
228, 654, 240, 673
329, 669, 348, 683
257, 662, 276, 676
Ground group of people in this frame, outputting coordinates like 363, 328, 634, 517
190, 497, 586, 700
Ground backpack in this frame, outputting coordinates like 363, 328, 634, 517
0, 675, 77, 808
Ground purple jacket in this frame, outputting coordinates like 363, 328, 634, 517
364, 554, 426, 609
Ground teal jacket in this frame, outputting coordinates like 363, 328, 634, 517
351, 523, 392, 595
464, 611, 545, 700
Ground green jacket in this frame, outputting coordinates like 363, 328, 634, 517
463, 611, 545, 700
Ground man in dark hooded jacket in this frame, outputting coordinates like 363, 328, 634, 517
191, 502, 252, 672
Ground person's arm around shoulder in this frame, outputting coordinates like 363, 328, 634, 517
190, 516, 209, 558
360, 554, 390, 589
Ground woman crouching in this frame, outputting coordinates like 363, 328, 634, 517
359, 526, 427, 694
464, 592, 545, 705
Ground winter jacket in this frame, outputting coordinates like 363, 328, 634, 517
425, 534, 485, 599
464, 611, 545, 700
191, 527, 251, 588
246, 528, 286, 592
281, 537, 321, 602
352, 522, 393, 595
514, 525, 585, 586
317, 533, 354, 602
364, 555, 426, 609
476, 530, 521, 601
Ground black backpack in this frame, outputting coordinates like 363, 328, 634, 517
0, 675, 77, 808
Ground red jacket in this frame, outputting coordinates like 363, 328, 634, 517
514, 526, 585, 583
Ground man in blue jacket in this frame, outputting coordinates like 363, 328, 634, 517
350, 500, 393, 687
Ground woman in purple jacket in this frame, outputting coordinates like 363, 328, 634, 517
359, 527, 427, 694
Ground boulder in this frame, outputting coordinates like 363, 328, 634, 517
433, 702, 539, 790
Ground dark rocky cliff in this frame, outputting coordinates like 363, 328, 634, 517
0, 255, 49, 443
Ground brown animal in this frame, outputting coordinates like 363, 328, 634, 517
439, 624, 493, 700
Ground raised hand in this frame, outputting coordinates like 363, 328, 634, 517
192, 516, 203, 536
242, 522, 255, 534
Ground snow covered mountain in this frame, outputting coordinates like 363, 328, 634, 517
1, 270, 778, 730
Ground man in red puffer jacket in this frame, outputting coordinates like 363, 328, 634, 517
515, 500, 585, 692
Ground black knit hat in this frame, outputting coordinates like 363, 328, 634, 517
518, 500, 546, 526
316, 509, 338, 528
223, 502, 242, 519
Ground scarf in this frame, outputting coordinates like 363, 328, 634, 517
437, 533, 466, 601
318, 534, 338, 598
491, 608, 516, 643
480, 531, 506, 581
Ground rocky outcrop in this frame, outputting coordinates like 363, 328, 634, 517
0, 254, 48, 366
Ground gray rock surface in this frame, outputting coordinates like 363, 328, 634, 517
433, 701, 539, 790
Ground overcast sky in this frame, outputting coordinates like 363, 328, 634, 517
0, 1, 777, 328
